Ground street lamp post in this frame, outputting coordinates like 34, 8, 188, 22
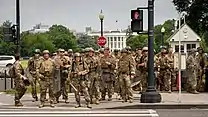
99, 10, 104, 37
140, 0, 161, 103
161, 27, 165, 48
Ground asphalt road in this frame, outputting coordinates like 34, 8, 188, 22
156, 109, 208, 117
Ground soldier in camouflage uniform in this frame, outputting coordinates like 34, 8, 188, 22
118, 48, 135, 103
196, 47, 207, 92
69, 52, 91, 108
137, 47, 148, 92
156, 48, 168, 91
37, 50, 55, 108
27, 49, 41, 101
85, 48, 100, 104
54, 49, 70, 103
165, 47, 174, 93
100, 47, 116, 101
113, 49, 122, 99
13, 54, 27, 106
134, 48, 142, 91
186, 49, 199, 94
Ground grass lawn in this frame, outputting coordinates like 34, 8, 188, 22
21, 60, 28, 69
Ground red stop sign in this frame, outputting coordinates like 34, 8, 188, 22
97, 36, 107, 46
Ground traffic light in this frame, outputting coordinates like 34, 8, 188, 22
131, 9, 143, 32
3, 25, 16, 42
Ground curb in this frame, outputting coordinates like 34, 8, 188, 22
105, 104, 208, 109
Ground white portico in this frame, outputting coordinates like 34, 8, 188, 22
88, 31, 130, 52
168, 23, 201, 54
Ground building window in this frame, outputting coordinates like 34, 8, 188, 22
110, 37, 113, 41
114, 37, 117, 42
121, 37, 123, 42
114, 42, 117, 48
187, 44, 196, 51
111, 42, 113, 48
118, 42, 120, 48
175, 45, 184, 53
118, 37, 120, 41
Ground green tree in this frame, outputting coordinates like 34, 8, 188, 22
154, 19, 175, 52
77, 34, 99, 50
126, 35, 148, 50
48, 25, 78, 51
0, 20, 16, 55
173, 0, 208, 35
21, 32, 55, 56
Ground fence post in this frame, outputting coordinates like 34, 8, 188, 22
4, 70, 7, 91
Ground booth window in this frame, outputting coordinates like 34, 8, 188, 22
175, 45, 184, 52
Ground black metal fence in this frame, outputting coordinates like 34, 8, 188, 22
0, 69, 14, 91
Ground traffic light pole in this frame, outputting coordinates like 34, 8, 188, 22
140, 0, 161, 103
16, 0, 20, 55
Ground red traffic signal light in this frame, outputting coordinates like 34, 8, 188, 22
131, 10, 143, 20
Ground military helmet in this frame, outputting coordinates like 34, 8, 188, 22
34, 49, 41, 54
74, 52, 81, 57
43, 50, 50, 54
58, 48, 65, 52
114, 49, 119, 52
121, 48, 128, 53
99, 48, 104, 53
104, 47, 110, 50
125, 46, 131, 51
88, 47, 94, 52
197, 47, 203, 51
68, 49, 73, 53
142, 47, 148, 51
53, 52, 57, 56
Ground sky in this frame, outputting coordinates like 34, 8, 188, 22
0, 0, 178, 32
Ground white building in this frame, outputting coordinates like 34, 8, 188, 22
88, 30, 137, 52
168, 23, 201, 54
29, 23, 49, 33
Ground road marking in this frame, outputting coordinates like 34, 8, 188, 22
0, 110, 159, 117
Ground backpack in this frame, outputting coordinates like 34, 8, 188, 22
9, 64, 15, 78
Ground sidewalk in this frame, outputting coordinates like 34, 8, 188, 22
108, 92, 208, 109
0, 92, 208, 110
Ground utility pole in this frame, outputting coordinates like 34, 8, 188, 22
16, 0, 20, 55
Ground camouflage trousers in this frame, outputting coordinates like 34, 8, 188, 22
196, 69, 205, 92
88, 71, 100, 100
118, 73, 133, 100
164, 70, 172, 91
71, 80, 90, 104
158, 70, 167, 91
30, 75, 38, 99
100, 73, 114, 99
39, 77, 54, 104
114, 76, 121, 94
140, 72, 148, 92
186, 70, 197, 92
14, 80, 27, 103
